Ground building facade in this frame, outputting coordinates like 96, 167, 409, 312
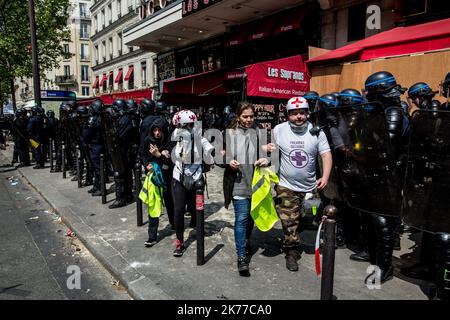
90, 0, 156, 97
16, 0, 94, 106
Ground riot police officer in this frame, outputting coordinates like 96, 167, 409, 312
408, 82, 436, 110
27, 106, 45, 169
221, 105, 235, 130
441, 72, 450, 110
12, 108, 31, 167
46, 110, 60, 172
84, 100, 105, 196
303, 91, 320, 112
363, 71, 409, 283
75, 105, 94, 186
108, 99, 138, 208
204, 106, 220, 130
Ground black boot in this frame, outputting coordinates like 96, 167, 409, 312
350, 251, 370, 262
237, 256, 250, 277
368, 215, 394, 284
285, 249, 301, 272
401, 263, 435, 280
109, 198, 127, 209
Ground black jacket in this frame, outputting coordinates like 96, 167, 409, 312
142, 117, 175, 175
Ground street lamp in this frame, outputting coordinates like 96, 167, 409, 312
27, 0, 42, 109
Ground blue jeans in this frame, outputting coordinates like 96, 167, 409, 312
232, 198, 254, 258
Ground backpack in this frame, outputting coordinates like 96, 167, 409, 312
150, 162, 166, 188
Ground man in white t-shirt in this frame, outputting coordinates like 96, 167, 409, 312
272, 96, 333, 272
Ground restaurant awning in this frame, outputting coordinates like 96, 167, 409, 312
273, 5, 312, 35
99, 73, 107, 86
124, 66, 134, 81
91, 88, 153, 106
307, 17, 450, 67
246, 55, 310, 100
162, 69, 227, 96
115, 69, 123, 83
92, 76, 99, 89
246, 15, 279, 42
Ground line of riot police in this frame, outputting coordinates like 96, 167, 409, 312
305, 71, 450, 300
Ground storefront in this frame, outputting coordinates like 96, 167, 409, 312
77, 88, 153, 107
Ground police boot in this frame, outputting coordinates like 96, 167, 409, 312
401, 231, 435, 280
435, 233, 450, 300
237, 256, 250, 277
371, 216, 394, 284
285, 249, 301, 272
109, 174, 126, 209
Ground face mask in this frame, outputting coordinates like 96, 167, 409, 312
289, 121, 308, 134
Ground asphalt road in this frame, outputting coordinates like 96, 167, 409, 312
0, 161, 132, 300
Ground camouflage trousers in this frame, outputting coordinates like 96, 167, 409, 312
274, 185, 306, 252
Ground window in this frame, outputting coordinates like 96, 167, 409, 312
81, 65, 89, 82
82, 86, 90, 96
141, 61, 147, 86
95, 45, 99, 64
63, 44, 70, 54
102, 41, 106, 62
117, 0, 122, 18
128, 46, 133, 53
64, 65, 71, 76
347, 3, 367, 42
108, 3, 112, 24
118, 32, 123, 55
101, 9, 105, 28
79, 2, 87, 18
109, 38, 113, 59
80, 23, 89, 39
93, 15, 97, 32
80, 43, 89, 60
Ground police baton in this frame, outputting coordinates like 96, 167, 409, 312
100, 154, 106, 204
320, 205, 337, 300
195, 177, 206, 266
134, 162, 143, 227
62, 143, 66, 179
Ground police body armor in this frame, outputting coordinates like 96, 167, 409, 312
100, 108, 126, 174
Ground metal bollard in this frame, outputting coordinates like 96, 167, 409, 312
100, 154, 106, 204
62, 143, 66, 179
135, 163, 143, 227
76, 147, 82, 188
195, 178, 206, 266
320, 205, 337, 300
49, 138, 54, 172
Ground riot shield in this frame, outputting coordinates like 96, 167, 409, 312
310, 103, 403, 217
74, 114, 94, 168
402, 110, 450, 233
100, 111, 125, 174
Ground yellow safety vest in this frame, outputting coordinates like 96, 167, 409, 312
250, 167, 279, 232
139, 173, 163, 218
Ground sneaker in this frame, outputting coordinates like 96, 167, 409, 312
173, 240, 185, 257
144, 240, 157, 247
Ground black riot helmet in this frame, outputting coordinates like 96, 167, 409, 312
112, 99, 126, 114
76, 105, 89, 116
37, 106, 45, 116
16, 108, 27, 118
408, 82, 436, 100
339, 88, 363, 106
139, 98, 155, 116
125, 99, 138, 114
318, 94, 339, 110
303, 91, 320, 111
89, 99, 104, 115
105, 106, 120, 119
66, 100, 77, 110
46, 110, 55, 118
155, 101, 167, 114
223, 105, 232, 115
364, 71, 406, 104
30, 106, 38, 116
429, 100, 442, 111
207, 106, 215, 113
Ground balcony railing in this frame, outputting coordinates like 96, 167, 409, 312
55, 75, 76, 84
80, 77, 91, 83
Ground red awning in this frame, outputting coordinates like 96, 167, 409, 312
115, 69, 123, 83
273, 5, 312, 35
307, 17, 450, 67
92, 76, 99, 89
162, 69, 227, 96
95, 88, 153, 106
99, 73, 107, 86
246, 55, 310, 100
226, 22, 256, 47
77, 97, 98, 107
246, 15, 278, 42
124, 66, 134, 81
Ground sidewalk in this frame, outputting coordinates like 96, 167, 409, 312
0, 146, 430, 300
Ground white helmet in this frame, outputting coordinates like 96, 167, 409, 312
174, 109, 197, 126
286, 96, 309, 112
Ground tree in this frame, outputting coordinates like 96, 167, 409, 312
0, 0, 71, 110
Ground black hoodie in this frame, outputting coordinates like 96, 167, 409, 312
142, 117, 175, 173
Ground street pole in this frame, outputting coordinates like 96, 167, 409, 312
27, 0, 42, 109
320, 205, 337, 300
